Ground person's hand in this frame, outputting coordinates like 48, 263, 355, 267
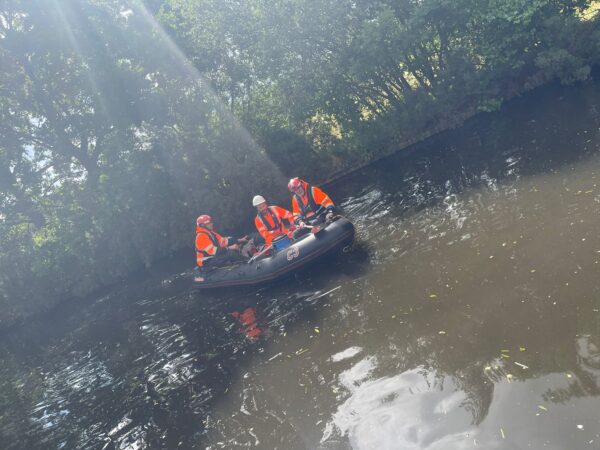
325, 212, 334, 221
238, 235, 250, 243
298, 221, 306, 228
228, 243, 240, 251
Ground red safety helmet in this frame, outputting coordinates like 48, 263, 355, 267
288, 177, 303, 192
196, 215, 212, 226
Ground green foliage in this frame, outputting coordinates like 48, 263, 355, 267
1, 0, 598, 325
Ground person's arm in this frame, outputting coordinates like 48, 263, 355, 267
214, 232, 228, 248
224, 238, 240, 251
312, 186, 334, 209
273, 206, 294, 226
313, 186, 334, 219
214, 232, 238, 251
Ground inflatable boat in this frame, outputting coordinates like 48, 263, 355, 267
193, 217, 355, 289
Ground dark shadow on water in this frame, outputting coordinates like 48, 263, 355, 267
327, 77, 600, 221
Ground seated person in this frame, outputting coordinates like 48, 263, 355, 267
252, 195, 298, 245
288, 177, 335, 225
195, 215, 248, 272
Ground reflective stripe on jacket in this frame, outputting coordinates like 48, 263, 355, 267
195, 226, 229, 267
291, 181, 333, 220
254, 205, 294, 245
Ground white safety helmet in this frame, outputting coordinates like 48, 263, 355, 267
252, 195, 266, 207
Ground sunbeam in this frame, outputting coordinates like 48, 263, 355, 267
132, 2, 285, 181
51, 0, 110, 120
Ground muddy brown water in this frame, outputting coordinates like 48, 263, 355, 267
2, 79, 600, 450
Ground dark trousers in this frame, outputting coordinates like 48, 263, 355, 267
205, 249, 245, 269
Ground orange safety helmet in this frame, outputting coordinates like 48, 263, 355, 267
288, 177, 303, 192
196, 215, 212, 226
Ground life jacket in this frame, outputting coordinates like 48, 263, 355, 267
257, 207, 284, 232
293, 182, 318, 217
195, 226, 222, 267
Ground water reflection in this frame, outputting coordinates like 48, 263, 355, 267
139, 319, 199, 392
322, 367, 474, 450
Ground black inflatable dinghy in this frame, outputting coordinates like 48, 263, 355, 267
193, 217, 355, 289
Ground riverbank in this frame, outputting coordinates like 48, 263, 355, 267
321, 71, 552, 185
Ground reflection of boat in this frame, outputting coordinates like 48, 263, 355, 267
193, 217, 355, 289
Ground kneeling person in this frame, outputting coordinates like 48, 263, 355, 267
288, 177, 335, 225
253, 195, 297, 245
195, 215, 247, 271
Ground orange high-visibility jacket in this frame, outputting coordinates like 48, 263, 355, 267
195, 225, 230, 267
254, 205, 294, 245
291, 181, 334, 221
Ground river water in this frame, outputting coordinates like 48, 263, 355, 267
2, 79, 600, 450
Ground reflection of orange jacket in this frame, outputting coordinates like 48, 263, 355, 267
195, 226, 229, 267
255, 205, 294, 245
291, 181, 334, 220
231, 307, 262, 339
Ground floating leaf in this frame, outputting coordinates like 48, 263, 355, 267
538, 405, 547, 411
500, 428, 506, 439
429, 294, 438, 299
514, 362, 529, 369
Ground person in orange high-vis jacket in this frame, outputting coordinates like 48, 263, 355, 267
252, 195, 296, 245
288, 177, 335, 224
195, 215, 247, 269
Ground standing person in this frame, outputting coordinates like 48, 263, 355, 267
195, 215, 248, 272
252, 195, 296, 245
288, 177, 335, 225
